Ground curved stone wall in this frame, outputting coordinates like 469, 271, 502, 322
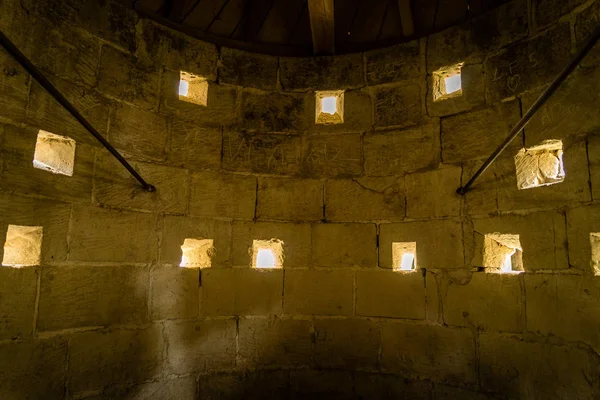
1, 0, 600, 398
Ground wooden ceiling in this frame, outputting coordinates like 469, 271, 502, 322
134, 0, 509, 56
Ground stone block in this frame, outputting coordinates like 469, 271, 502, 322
433, 384, 493, 400
470, 211, 568, 271
231, 221, 311, 268
68, 205, 158, 263
0, 193, 70, 264
241, 90, 306, 132
284, 269, 353, 316
364, 119, 440, 176
164, 319, 236, 374
365, 40, 420, 85
199, 370, 290, 400
575, 0, 600, 67
485, 23, 572, 102
0, 267, 37, 340
219, 47, 278, 90
405, 166, 462, 219
109, 104, 168, 161
525, 274, 600, 354
374, 83, 422, 128
305, 89, 373, 134
443, 272, 523, 332
427, 63, 485, 117
380, 220, 464, 269
0, 338, 67, 400
189, 171, 256, 219
238, 317, 313, 368
312, 223, 377, 267
522, 66, 600, 146
302, 134, 363, 177
280, 53, 364, 90
441, 100, 521, 163
290, 370, 354, 398
533, 0, 587, 29
314, 318, 379, 369
496, 140, 591, 211
567, 204, 600, 272
69, 326, 164, 394
462, 160, 499, 217
325, 177, 405, 221
200, 268, 283, 316
0, 50, 29, 123
479, 333, 597, 399
98, 46, 159, 109
160, 216, 231, 267
150, 265, 199, 320
101, 377, 197, 400
169, 121, 221, 170
94, 153, 189, 213
380, 322, 476, 384
0, 125, 94, 203
591, 134, 600, 201
356, 270, 426, 319
355, 373, 433, 399
257, 178, 323, 221
161, 69, 238, 125
38, 265, 149, 331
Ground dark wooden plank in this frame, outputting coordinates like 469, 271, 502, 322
412, 0, 438, 34
231, 0, 275, 41
334, 0, 360, 48
287, 2, 313, 46
346, 0, 388, 44
434, 0, 469, 29
397, 0, 414, 36
308, 0, 335, 54
205, 0, 245, 37
257, 0, 307, 44
184, 0, 229, 29
378, 0, 403, 40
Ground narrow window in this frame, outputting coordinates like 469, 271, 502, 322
178, 71, 208, 106
252, 239, 283, 269
33, 130, 76, 176
591, 233, 600, 275
515, 140, 565, 190
433, 63, 463, 102
392, 242, 417, 272
315, 90, 344, 124
180, 238, 214, 268
2, 225, 43, 267
483, 233, 523, 273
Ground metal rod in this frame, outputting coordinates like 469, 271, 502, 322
457, 23, 600, 195
0, 30, 156, 193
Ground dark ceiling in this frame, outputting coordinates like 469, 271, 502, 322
134, 0, 509, 56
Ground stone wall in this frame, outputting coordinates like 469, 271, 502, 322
1, 0, 600, 398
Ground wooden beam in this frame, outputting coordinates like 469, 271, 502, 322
308, 0, 335, 55
397, 0, 414, 36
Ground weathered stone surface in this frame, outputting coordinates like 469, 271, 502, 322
374, 83, 422, 128
231, 221, 311, 267
69, 327, 164, 394
533, 0, 587, 29
290, 370, 354, 398
199, 370, 290, 400
364, 119, 440, 176
169, 121, 221, 170
312, 223, 377, 267
462, 160, 499, 217
94, 153, 189, 213
100, 377, 197, 400
280, 53, 364, 90
356, 270, 426, 319
591, 134, 600, 201
189, 171, 256, 219
0, 193, 71, 264
470, 211, 568, 271
150, 265, 199, 320
164, 319, 236, 374
200, 268, 283, 316
0, 338, 67, 400
303, 134, 363, 177
238, 317, 312, 368
326, 177, 405, 221
355, 373, 433, 399
241, 90, 306, 132
441, 100, 521, 163
567, 203, 600, 272
366, 40, 420, 85
443, 272, 523, 332
38, 265, 149, 331
427, 63, 485, 117
314, 318, 379, 369
381, 322, 476, 384
110, 104, 168, 161
98, 46, 159, 109
160, 216, 232, 267
257, 178, 323, 221
485, 23, 572, 102
219, 48, 278, 90
380, 220, 464, 269
479, 333, 597, 399
284, 269, 354, 316
575, 0, 600, 67
0, 267, 37, 340
69, 205, 158, 263
0, 51, 29, 123
433, 384, 495, 400
405, 166, 462, 219
308, 89, 374, 134
526, 274, 600, 354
